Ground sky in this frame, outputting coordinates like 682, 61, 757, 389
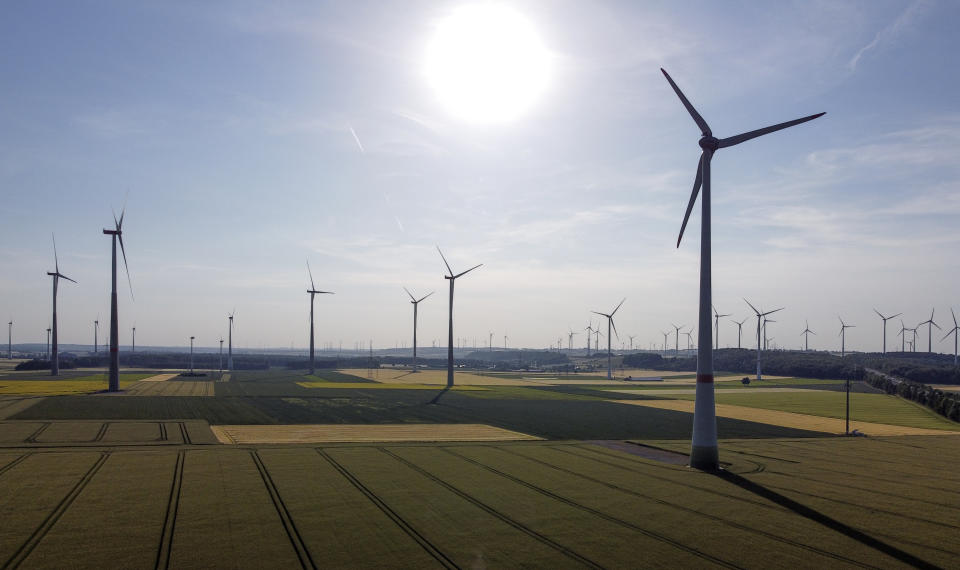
1, 0, 958, 354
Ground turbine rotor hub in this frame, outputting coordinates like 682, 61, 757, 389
698, 136, 719, 151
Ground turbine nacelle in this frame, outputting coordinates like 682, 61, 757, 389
698, 136, 720, 151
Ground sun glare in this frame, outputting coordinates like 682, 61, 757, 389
424, 4, 551, 125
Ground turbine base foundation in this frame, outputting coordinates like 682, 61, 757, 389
689, 445, 719, 471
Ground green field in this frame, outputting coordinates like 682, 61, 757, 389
0, 368, 958, 567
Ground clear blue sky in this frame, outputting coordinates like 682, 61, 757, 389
1, 0, 957, 354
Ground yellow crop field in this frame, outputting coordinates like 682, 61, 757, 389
0, 374, 151, 395
297, 381, 485, 391
210, 423, 541, 444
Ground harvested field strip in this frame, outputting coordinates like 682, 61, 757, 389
210, 424, 541, 444
258, 448, 445, 568
124, 380, 215, 396
613, 399, 950, 435
759, 440, 960, 481
0, 422, 48, 443
606, 387, 823, 395
487, 445, 879, 568
325, 446, 580, 567
250, 451, 316, 569
339, 369, 538, 386
385, 446, 726, 568
0, 396, 43, 420
139, 374, 180, 382
35, 421, 103, 443
100, 421, 163, 443
155, 450, 184, 570
2, 452, 109, 568
298, 381, 485, 390
168, 450, 302, 568
20, 451, 173, 569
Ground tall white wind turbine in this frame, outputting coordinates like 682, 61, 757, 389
404, 287, 433, 373
732, 318, 747, 349
838, 317, 855, 357
918, 309, 940, 353
592, 298, 625, 380
438, 247, 482, 390
712, 306, 731, 349
306, 260, 334, 375
801, 320, 816, 351
102, 209, 133, 392
874, 309, 902, 355
941, 308, 959, 367
46, 235, 77, 375
745, 299, 783, 381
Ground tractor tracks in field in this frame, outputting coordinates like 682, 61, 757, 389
432, 447, 741, 570
250, 451, 316, 570
2, 452, 110, 570
316, 448, 458, 570
378, 447, 605, 570
154, 450, 184, 570
488, 445, 878, 569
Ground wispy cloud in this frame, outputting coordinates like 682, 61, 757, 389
848, 0, 928, 71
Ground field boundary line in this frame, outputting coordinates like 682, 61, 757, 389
438, 447, 739, 569
93, 422, 109, 442
250, 451, 316, 570
0, 453, 32, 477
379, 447, 603, 569
315, 448, 458, 570
23, 422, 50, 443
493, 446, 875, 568
158, 423, 167, 442
154, 450, 184, 570
2, 452, 110, 569
178, 422, 191, 445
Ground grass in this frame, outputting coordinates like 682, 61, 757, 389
667, 390, 960, 431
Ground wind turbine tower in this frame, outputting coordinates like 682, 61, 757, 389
745, 299, 783, 381
662, 67, 823, 470
592, 298, 625, 380
103, 208, 133, 392
838, 317, 855, 357
47, 235, 77, 375
404, 287, 433, 373
7, 320, 11, 359
671, 323, 684, 356
306, 261, 335, 375
189, 336, 195, 374
228, 311, 235, 371
132, 326, 136, 354
46, 327, 51, 359
585, 322, 594, 356
732, 318, 747, 349
438, 247, 482, 390
801, 320, 816, 351
712, 306, 730, 349
941, 308, 959, 366
219, 338, 224, 374
874, 309, 902, 355
661, 330, 669, 355
93, 318, 99, 354
919, 309, 940, 353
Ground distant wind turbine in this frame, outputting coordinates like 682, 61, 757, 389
732, 318, 747, 349
189, 336, 195, 375
46, 326, 51, 359
941, 308, 959, 366
873, 309, 902, 355
131, 325, 136, 354
219, 337, 224, 374
918, 309, 940, 353
763, 317, 775, 351
838, 317, 855, 357
103, 208, 133, 392
628, 334, 636, 351
404, 287, 433, 373
585, 321, 594, 356
671, 323, 684, 355
683, 330, 694, 351
93, 317, 99, 354
592, 298, 625, 379
438, 247, 482, 390
7, 319, 11, 359
897, 320, 907, 352
306, 260, 335, 375
660, 330, 669, 355
47, 235, 77, 375
712, 306, 730, 349
745, 299, 783, 381
801, 320, 816, 351
228, 310, 235, 371
567, 329, 578, 351
663, 67, 823, 470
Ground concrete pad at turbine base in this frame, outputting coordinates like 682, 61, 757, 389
611, 399, 958, 436
210, 424, 542, 444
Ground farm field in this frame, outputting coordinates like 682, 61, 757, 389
0, 436, 958, 568
0, 373, 154, 395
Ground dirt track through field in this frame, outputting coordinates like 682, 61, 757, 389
612, 399, 958, 436
210, 424, 542, 444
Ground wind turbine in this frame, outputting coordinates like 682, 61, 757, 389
660, 330, 669, 355
897, 320, 907, 352
732, 318, 747, 349
763, 317, 775, 350
873, 309, 902, 355
671, 323, 684, 355
663, 67, 823, 469
504, 335, 509, 350
7, 319, 11, 359
683, 330, 694, 351
131, 325, 136, 354
46, 326, 51, 359
189, 336, 195, 375
567, 329, 578, 351
838, 317, 855, 357
585, 321, 594, 356
103, 208, 133, 392
219, 337, 224, 374
404, 287, 433, 373
438, 247, 482, 390
227, 310, 235, 371
628, 334, 636, 351
918, 309, 940, 353
306, 260, 335, 375
47, 235, 77, 376
592, 298, 625, 380
745, 299, 783, 381
801, 320, 816, 351
941, 308, 959, 366
712, 306, 731, 349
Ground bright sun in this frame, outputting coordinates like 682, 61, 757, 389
424, 4, 551, 125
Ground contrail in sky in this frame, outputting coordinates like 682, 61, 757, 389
348, 124, 365, 154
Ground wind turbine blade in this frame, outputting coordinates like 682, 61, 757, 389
454, 263, 482, 279
952, 308, 957, 327
873, 308, 883, 319
941, 329, 956, 342
765, 307, 785, 316
60, 274, 77, 284
611, 318, 619, 340
591, 311, 606, 317
436, 246, 453, 276
743, 298, 760, 315
718, 112, 825, 148
890, 312, 902, 320
660, 68, 711, 136
403, 286, 415, 302
118, 234, 134, 301
52, 233, 59, 273
417, 291, 435, 303
677, 152, 704, 248
306, 259, 316, 291
611, 297, 626, 316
